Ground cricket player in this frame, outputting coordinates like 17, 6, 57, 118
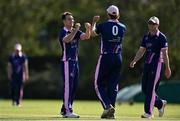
7, 43, 29, 106
59, 12, 91, 118
91, 5, 126, 119
130, 16, 171, 118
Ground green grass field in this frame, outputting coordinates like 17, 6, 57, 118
0, 100, 180, 121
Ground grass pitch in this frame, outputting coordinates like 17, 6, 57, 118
0, 100, 180, 121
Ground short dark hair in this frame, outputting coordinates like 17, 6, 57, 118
61, 12, 72, 20
108, 14, 119, 19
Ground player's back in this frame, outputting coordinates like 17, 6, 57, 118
9, 53, 26, 76
96, 20, 126, 54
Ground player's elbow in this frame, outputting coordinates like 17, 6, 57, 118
63, 38, 71, 43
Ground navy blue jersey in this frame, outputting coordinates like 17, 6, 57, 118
96, 20, 126, 54
140, 31, 168, 64
59, 27, 83, 61
8, 53, 27, 76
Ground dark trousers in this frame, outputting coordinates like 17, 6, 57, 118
142, 62, 164, 115
94, 54, 122, 109
61, 60, 79, 114
11, 78, 24, 105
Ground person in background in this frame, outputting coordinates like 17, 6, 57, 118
7, 43, 29, 107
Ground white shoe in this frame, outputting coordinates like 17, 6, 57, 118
63, 112, 80, 118
141, 113, 154, 119
159, 100, 167, 117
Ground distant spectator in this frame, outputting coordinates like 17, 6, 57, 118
7, 43, 29, 106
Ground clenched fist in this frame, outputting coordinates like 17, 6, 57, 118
84, 22, 91, 29
129, 61, 136, 68
75, 23, 81, 30
93, 15, 100, 23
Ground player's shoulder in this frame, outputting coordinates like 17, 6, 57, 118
97, 22, 105, 27
159, 31, 167, 40
77, 30, 83, 34
22, 53, 27, 57
59, 28, 66, 34
9, 53, 15, 58
143, 32, 149, 38
141, 32, 149, 42
59, 28, 67, 40
8, 54, 13, 60
117, 22, 126, 29
21, 53, 28, 61
100, 21, 126, 28
8, 53, 16, 61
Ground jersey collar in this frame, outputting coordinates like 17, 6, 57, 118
108, 19, 119, 23
12, 52, 23, 57
63, 27, 71, 32
156, 30, 160, 36
148, 30, 160, 37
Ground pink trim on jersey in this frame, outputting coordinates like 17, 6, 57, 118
100, 39, 103, 54
76, 49, 78, 61
80, 33, 86, 40
148, 53, 155, 64
62, 43, 66, 61
116, 84, 119, 91
108, 19, 119, 23
12, 52, 23, 57
115, 45, 121, 53
149, 61, 162, 114
148, 30, 160, 36
159, 50, 164, 62
156, 30, 160, 36
113, 45, 117, 53
159, 48, 168, 63
94, 55, 106, 107
161, 47, 168, 50
61, 27, 69, 61
64, 61, 70, 112
63, 27, 70, 32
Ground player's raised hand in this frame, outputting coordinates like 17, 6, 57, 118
75, 23, 81, 30
84, 22, 91, 29
129, 61, 136, 68
93, 15, 100, 23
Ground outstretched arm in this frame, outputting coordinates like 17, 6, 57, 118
63, 23, 81, 43
129, 47, 146, 68
80, 23, 91, 40
161, 48, 171, 79
91, 15, 100, 37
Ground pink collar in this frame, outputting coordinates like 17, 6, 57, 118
108, 19, 119, 23
63, 27, 71, 32
156, 30, 160, 36
148, 30, 160, 36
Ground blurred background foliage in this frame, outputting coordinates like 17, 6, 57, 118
0, 0, 179, 99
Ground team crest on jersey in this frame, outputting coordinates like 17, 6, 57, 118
72, 39, 77, 43
109, 37, 121, 42
146, 43, 152, 47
